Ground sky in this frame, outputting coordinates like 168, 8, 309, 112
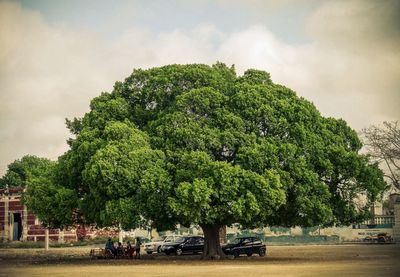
0, 0, 399, 175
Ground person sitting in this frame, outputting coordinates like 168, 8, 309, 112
126, 241, 134, 259
113, 242, 119, 257
116, 242, 124, 258
105, 238, 114, 257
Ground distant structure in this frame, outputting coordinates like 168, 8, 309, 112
391, 194, 400, 242
0, 187, 77, 242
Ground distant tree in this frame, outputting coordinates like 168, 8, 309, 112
0, 155, 76, 250
22, 160, 77, 230
362, 121, 399, 191
53, 63, 386, 259
22, 161, 77, 251
0, 155, 53, 189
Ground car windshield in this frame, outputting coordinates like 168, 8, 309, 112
230, 238, 244, 244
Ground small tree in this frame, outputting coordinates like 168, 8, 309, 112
362, 121, 399, 191
23, 172, 77, 250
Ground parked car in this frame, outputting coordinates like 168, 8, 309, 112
160, 235, 204, 255
143, 235, 182, 254
363, 232, 393, 244
222, 236, 266, 258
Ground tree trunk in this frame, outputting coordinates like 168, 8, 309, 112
200, 224, 226, 259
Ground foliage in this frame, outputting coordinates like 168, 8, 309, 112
22, 161, 77, 229
0, 155, 53, 189
43, 62, 385, 257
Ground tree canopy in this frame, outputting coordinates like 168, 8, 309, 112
25, 63, 386, 258
0, 155, 53, 189
22, 160, 77, 229
0, 155, 76, 229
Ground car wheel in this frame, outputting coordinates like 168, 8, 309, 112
157, 246, 162, 253
259, 248, 265, 257
146, 251, 152, 255
233, 250, 240, 258
176, 248, 183, 256
165, 251, 170, 256
247, 252, 253, 257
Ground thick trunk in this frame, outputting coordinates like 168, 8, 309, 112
201, 224, 226, 260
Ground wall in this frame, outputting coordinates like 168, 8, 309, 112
393, 203, 400, 242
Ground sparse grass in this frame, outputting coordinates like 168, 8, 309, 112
0, 241, 44, 249
0, 245, 399, 277
0, 236, 114, 249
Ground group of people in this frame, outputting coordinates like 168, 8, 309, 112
105, 237, 141, 259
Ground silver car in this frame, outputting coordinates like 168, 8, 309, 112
143, 235, 182, 254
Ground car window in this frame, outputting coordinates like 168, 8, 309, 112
186, 237, 196, 244
253, 239, 261, 244
175, 237, 187, 243
242, 238, 252, 245
195, 237, 204, 244
231, 238, 242, 244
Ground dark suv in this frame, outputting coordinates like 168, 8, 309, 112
161, 235, 204, 255
222, 236, 266, 258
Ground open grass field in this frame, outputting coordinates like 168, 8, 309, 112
0, 244, 399, 276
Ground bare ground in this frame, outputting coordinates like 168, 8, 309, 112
0, 244, 399, 276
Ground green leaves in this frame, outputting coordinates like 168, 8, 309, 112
22, 160, 77, 229
167, 150, 285, 227
0, 155, 55, 189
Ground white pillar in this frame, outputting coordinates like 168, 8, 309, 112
119, 224, 123, 243
45, 228, 49, 251
9, 213, 13, 241
58, 229, 64, 243
22, 205, 28, 241
3, 197, 9, 241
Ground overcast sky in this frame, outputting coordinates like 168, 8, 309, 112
0, 0, 399, 175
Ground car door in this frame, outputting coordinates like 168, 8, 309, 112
241, 238, 252, 255
182, 237, 196, 253
193, 237, 204, 253
252, 238, 262, 254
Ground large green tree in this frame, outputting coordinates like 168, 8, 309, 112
55, 63, 386, 258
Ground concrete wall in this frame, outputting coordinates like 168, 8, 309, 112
393, 203, 400, 242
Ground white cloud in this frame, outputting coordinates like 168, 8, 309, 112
0, 1, 399, 175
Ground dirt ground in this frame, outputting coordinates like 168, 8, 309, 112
0, 244, 399, 277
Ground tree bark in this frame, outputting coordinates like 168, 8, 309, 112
200, 224, 226, 259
